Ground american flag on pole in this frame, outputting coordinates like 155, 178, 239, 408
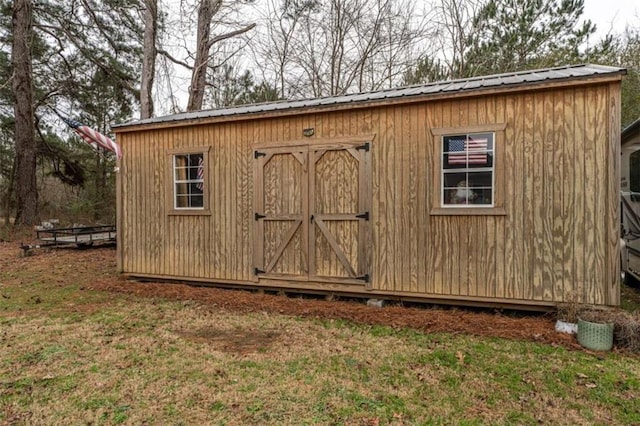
195, 156, 204, 191
59, 114, 122, 160
448, 136, 488, 165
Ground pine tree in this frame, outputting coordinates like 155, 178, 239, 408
1, 0, 145, 224
463, 0, 596, 76
11, 0, 38, 225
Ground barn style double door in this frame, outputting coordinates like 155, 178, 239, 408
253, 140, 372, 286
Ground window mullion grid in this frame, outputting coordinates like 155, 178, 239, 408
441, 132, 494, 207
173, 154, 203, 209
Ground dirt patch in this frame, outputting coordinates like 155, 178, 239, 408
0, 240, 603, 352
175, 327, 282, 354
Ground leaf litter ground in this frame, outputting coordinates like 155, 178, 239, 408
0, 241, 588, 352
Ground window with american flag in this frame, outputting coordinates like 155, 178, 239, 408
173, 153, 205, 209
441, 132, 494, 207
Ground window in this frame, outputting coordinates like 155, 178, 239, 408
431, 123, 506, 216
630, 150, 640, 201
173, 153, 204, 209
442, 133, 494, 207
167, 146, 210, 215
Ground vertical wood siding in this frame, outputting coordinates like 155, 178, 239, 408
118, 82, 620, 306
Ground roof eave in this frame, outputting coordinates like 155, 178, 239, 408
622, 118, 640, 144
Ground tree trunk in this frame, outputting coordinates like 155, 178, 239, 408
12, 0, 38, 225
187, 0, 221, 112
186, 0, 255, 112
3, 158, 16, 226
140, 0, 157, 119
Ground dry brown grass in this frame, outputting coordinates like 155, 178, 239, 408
3, 302, 639, 425
609, 311, 640, 352
1, 241, 640, 424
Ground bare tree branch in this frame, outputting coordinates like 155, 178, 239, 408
207, 23, 256, 49
157, 48, 194, 70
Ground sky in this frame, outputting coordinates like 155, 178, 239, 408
583, 0, 639, 38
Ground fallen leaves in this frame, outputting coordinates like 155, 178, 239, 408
0, 241, 598, 351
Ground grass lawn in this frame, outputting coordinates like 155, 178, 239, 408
1, 247, 639, 424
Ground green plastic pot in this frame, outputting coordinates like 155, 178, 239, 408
577, 318, 614, 351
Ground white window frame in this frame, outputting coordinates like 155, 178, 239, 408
172, 153, 205, 210
430, 123, 507, 216
166, 146, 211, 216
440, 132, 495, 208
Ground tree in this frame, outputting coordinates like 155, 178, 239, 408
0, 4, 14, 222
73, 66, 133, 220
12, 0, 38, 225
2, 0, 145, 223
140, 0, 157, 119
186, 0, 255, 111
34, 0, 143, 105
403, 57, 448, 86
252, 0, 312, 99
206, 63, 280, 108
427, 0, 484, 79
253, 0, 428, 99
618, 27, 640, 128
0, 117, 14, 224
463, 0, 597, 76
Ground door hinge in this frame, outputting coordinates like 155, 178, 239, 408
255, 213, 266, 220
254, 267, 265, 275
355, 142, 370, 152
357, 274, 370, 283
356, 211, 369, 221
254, 151, 266, 159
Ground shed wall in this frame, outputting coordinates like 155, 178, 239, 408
117, 82, 620, 306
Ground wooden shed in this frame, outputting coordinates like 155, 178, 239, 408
113, 64, 625, 309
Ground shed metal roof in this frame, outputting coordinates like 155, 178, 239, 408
114, 64, 625, 130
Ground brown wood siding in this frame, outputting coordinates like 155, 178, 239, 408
116, 82, 621, 306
